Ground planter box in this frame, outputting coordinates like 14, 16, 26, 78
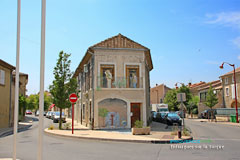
132, 127, 151, 135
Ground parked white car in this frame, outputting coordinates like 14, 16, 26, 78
53, 112, 66, 123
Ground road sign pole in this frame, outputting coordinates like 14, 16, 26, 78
13, 1, 21, 159
69, 93, 77, 134
72, 103, 74, 134
38, 0, 46, 160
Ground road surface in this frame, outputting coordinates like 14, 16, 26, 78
0, 116, 240, 160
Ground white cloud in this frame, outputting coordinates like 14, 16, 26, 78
232, 37, 240, 49
205, 60, 221, 65
238, 55, 240, 60
205, 12, 240, 29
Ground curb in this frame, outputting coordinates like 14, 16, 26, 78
0, 117, 33, 138
0, 124, 32, 138
44, 129, 193, 144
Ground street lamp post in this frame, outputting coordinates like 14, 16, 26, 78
220, 62, 239, 123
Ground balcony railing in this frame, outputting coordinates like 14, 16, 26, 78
97, 76, 143, 89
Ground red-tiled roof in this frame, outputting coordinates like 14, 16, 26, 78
190, 81, 206, 89
198, 80, 222, 91
220, 67, 240, 77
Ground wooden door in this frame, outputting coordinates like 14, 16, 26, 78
131, 103, 141, 128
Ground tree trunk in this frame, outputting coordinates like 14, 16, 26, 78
59, 108, 62, 129
211, 109, 213, 122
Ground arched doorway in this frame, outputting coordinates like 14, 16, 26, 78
98, 98, 127, 128
231, 100, 240, 108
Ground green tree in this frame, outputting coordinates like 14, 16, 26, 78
204, 85, 218, 121
177, 84, 192, 107
19, 95, 27, 121
164, 84, 193, 112
26, 94, 38, 110
164, 89, 179, 111
49, 51, 77, 129
187, 96, 199, 117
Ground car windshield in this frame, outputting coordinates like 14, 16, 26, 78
158, 108, 168, 112
168, 113, 179, 118
55, 112, 64, 116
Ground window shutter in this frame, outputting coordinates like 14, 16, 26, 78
0, 70, 5, 85
232, 84, 235, 99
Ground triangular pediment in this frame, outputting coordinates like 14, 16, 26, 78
90, 33, 149, 50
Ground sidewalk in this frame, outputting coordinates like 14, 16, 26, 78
0, 116, 33, 138
191, 119, 240, 127
45, 119, 192, 144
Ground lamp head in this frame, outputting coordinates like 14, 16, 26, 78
219, 63, 224, 69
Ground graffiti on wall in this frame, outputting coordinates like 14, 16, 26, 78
98, 98, 128, 128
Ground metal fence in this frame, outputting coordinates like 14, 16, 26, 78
216, 108, 240, 115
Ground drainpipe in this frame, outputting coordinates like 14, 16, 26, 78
80, 73, 83, 125
88, 50, 95, 130
9, 71, 13, 127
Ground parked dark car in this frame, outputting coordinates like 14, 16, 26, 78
200, 109, 216, 119
156, 112, 168, 123
151, 111, 157, 121
163, 112, 182, 126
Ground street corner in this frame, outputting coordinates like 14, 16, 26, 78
44, 128, 193, 144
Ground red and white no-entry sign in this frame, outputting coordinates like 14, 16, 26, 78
69, 93, 78, 134
69, 93, 78, 103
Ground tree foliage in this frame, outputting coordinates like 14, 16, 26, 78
204, 85, 218, 109
26, 92, 52, 111
164, 89, 178, 111
19, 95, 27, 120
187, 95, 199, 115
164, 84, 194, 111
49, 51, 77, 129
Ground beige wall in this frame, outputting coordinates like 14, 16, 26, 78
0, 66, 12, 128
221, 73, 240, 108
198, 89, 224, 115
150, 84, 171, 104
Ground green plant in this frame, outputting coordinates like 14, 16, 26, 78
64, 122, 71, 130
134, 120, 143, 128
183, 128, 190, 136
48, 125, 54, 130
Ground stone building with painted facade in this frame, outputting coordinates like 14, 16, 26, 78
73, 34, 153, 129
220, 67, 240, 108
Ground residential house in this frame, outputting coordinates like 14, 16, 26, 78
73, 34, 153, 129
150, 84, 171, 104
189, 81, 206, 97
197, 80, 224, 115
0, 59, 15, 128
219, 67, 240, 108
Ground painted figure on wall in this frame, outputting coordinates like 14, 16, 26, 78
105, 112, 120, 127
105, 70, 112, 88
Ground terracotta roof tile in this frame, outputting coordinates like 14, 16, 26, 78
220, 67, 240, 77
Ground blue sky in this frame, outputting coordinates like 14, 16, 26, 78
1, 0, 240, 95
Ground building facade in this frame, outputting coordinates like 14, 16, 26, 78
220, 67, 240, 108
73, 34, 153, 129
150, 84, 171, 104
194, 80, 224, 115
0, 59, 15, 128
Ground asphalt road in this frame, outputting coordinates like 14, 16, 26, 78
0, 116, 240, 160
